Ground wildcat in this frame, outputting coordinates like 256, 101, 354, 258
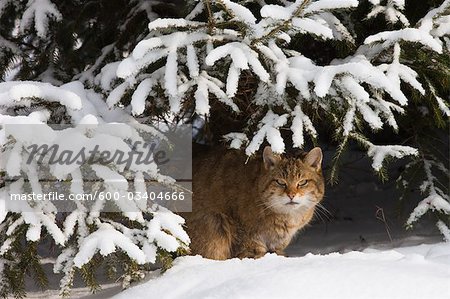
184, 146, 325, 260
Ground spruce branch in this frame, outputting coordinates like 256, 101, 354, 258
329, 135, 349, 185
251, 0, 312, 45
204, 0, 216, 35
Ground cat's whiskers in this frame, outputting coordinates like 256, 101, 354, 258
315, 208, 329, 222
313, 203, 332, 222
257, 200, 279, 213
313, 208, 326, 223
301, 198, 330, 222
316, 202, 332, 217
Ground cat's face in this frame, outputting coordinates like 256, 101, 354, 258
260, 147, 325, 214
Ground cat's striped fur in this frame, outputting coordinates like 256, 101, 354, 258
184, 146, 325, 259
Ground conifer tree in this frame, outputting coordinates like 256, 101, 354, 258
0, 0, 449, 297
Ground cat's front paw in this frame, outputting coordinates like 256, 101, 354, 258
236, 247, 267, 259
237, 251, 266, 259
267, 249, 286, 256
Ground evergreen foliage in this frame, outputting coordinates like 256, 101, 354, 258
0, 0, 449, 297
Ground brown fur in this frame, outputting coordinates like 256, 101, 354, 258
183, 146, 325, 260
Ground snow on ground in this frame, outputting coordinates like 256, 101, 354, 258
112, 242, 450, 299
22, 283, 121, 299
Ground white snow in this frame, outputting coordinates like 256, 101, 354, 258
367, 0, 409, 26
437, 221, 450, 242
377, 43, 425, 95
290, 105, 317, 148
147, 18, 203, 31
186, 44, 200, 78
245, 110, 288, 155
73, 223, 147, 268
78, 44, 115, 85
131, 78, 154, 115
317, 12, 354, 42
132, 37, 163, 60
220, 0, 256, 25
292, 17, 334, 39
186, 1, 204, 21
106, 81, 129, 107
431, 15, 450, 37
364, 28, 443, 54
0, 81, 82, 110
3, 1, 449, 297
367, 144, 418, 171
0, 79, 189, 284
112, 242, 450, 299
165, 50, 181, 112
407, 194, 450, 227
418, 0, 449, 34
194, 76, 210, 115
206, 42, 270, 91
143, 207, 189, 254
223, 132, 249, 149
19, 0, 62, 38
260, 5, 291, 20
435, 94, 450, 117
260, 0, 358, 21
225, 62, 241, 97
342, 100, 356, 135
313, 58, 409, 106
304, 0, 359, 14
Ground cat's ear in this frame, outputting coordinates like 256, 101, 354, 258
263, 146, 280, 170
304, 147, 322, 171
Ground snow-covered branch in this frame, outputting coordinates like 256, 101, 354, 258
367, 0, 409, 26
406, 158, 450, 230
0, 80, 189, 295
19, 0, 62, 38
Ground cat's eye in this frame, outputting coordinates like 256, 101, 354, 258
275, 179, 286, 187
297, 180, 308, 187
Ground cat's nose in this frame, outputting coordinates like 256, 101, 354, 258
287, 193, 295, 200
